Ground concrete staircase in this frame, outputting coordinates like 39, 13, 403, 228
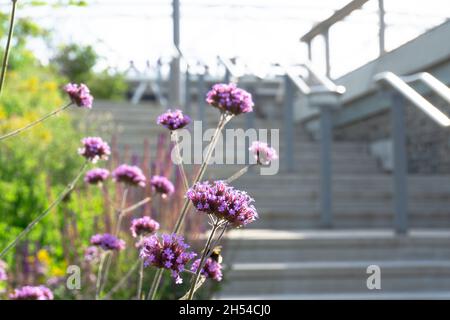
80, 100, 450, 299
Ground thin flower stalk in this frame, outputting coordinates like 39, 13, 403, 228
95, 252, 109, 300
225, 164, 256, 184
187, 220, 222, 300
172, 113, 232, 234
0, 0, 18, 96
101, 259, 140, 300
136, 236, 144, 300
99, 188, 128, 296
147, 268, 164, 300
0, 161, 88, 259
148, 112, 232, 300
0, 102, 73, 142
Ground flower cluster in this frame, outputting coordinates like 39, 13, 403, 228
64, 83, 94, 108
206, 83, 254, 115
90, 233, 126, 251
249, 141, 278, 165
112, 164, 146, 187
9, 286, 54, 300
84, 246, 100, 263
0, 260, 7, 281
191, 258, 223, 282
150, 175, 174, 198
139, 234, 197, 284
186, 181, 258, 227
78, 137, 111, 163
84, 168, 110, 185
157, 109, 191, 131
130, 216, 160, 238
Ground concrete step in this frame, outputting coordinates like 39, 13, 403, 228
223, 229, 450, 263
216, 291, 450, 300
221, 260, 450, 295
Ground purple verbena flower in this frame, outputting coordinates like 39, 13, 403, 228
249, 141, 278, 165
84, 168, 110, 185
84, 246, 100, 263
130, 216, 160, 238
78, 137, 111, 163
191, 257, 223, 282
0, 260, 7, 281
139, 233, 197, 284
112, 164, 146, 187
9, 286, 54, 300
150, 175, 174, 198
186, 181, 258, 227
206, 83, 254, 115
90, 233, 126, 251
64, 83, 94, 108
157, 109, 191, 130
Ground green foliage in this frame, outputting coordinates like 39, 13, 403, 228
53, 43, 128, 100
53, 43, 98, 84
88, 69, 128, 101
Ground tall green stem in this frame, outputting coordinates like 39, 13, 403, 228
0, 102, 73, 142
0, 161, 88, 259
187, 221, 220, 300
0, 0, 18, 96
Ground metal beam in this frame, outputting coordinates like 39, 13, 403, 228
300, 0, 370, 43
378, 0, 386, 55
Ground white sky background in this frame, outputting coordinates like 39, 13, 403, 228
2, 0, 450, 78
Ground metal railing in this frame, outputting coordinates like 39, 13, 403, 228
374, 71, 450, 233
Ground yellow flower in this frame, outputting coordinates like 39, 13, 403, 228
37, 249, 51, 266
50, 266, 65, 277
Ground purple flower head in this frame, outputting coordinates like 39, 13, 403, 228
78, 137, 111, 163
191, 258, 223, 282
84, 168, 110, 185
139, 233, 197, 284
206, 83, 254, 115
9, 286, 54, 300
130, 216, 160, 238
64, 83, 94, 108
0, 260, 7, 281
186, 181, 258, 228
90, 233, 126, 251
84, 246, 100, 263
249, 141, 278, 165
157, 109, 191, 130
150, 175, 174, 198
112, 164, 146, 187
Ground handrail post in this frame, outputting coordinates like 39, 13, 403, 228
319, 104, 333, 228
185, 68, 191, 114
391, 92, 408, 234
309, 91, 340, 228
197, 70, 206, 123
224, 68, 231, 84
283, 75, 295, 172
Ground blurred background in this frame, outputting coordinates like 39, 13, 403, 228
2, 0, 450, 299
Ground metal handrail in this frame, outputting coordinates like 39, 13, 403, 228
375, 71, 450, 127
301, 60, 346, 94
403, 72, 450, 106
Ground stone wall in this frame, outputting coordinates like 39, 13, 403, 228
334, 93, 450, 174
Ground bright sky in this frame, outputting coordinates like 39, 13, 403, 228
3, 0, 450, 78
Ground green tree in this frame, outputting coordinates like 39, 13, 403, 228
53, 43, 98, 83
